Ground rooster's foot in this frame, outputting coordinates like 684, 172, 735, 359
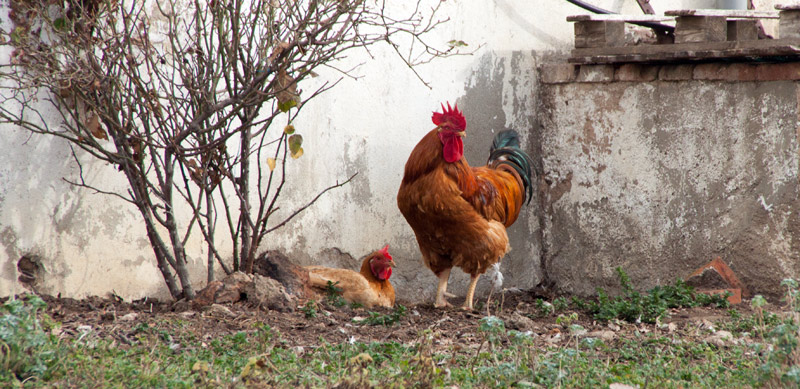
434, 298, 452, 308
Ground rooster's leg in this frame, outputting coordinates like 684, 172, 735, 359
463, 274, 481, 311
434, 268, 452, 308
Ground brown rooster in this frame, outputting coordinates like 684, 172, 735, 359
397, 103, 534, 310
304, 245, 396, 308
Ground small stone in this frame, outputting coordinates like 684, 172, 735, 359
118, 312, 138, 321
586, 330, 616, 341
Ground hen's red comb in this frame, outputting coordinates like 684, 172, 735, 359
432, 102, 466, 131
379, 244, 392, 260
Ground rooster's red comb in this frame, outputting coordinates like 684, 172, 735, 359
432, 102, 466, 131
379, 244, 392, 260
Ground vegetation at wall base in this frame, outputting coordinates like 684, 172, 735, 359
2, 275, 799, 388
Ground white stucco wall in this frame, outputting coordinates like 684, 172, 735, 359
0, 0, 747, 301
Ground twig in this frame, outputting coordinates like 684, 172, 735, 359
265, 172, 358, 234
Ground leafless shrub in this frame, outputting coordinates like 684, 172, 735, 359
0, 0, 459, 299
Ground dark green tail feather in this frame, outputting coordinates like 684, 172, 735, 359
488, 130, 535, 205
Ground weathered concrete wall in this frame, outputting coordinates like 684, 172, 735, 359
0, 0, 582, 301
539, 62, 800, 297
3, 0, 794, 303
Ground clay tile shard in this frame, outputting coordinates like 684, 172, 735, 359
686, 265, 729, 289
686, 256, 749, 304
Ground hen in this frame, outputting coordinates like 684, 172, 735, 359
304, 245, 396, 308
397, 103, 534, 310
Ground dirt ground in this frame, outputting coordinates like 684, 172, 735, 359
17, 289, 753, 353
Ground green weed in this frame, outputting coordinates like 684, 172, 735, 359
301, 300, 317, 319
324, 281, 347, 307
587, 267, 730, 323
353, 305, 407, 326
0, 294, 62, 382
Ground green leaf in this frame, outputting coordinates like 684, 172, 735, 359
288, 134, 303, 159
278, 99, 297, 113
53, 18, 68, 32
447, 40, 468, 48
10, 27, 26, 45
283, 124, 295, 134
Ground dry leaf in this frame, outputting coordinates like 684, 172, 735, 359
268, 41, 291, 64
276, 69, 298, 112
87, 113, 107, 140
267, 157, 276, 171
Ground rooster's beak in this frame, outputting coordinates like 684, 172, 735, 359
388, 259, 396, 267
457, 131, 466, 138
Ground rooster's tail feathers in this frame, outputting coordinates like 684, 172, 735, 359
488, 130, 535, 205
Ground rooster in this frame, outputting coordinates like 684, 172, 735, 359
304, 245, 396, 308
397, 103, 534, 310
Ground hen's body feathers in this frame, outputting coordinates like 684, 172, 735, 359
304, 248, 395, 308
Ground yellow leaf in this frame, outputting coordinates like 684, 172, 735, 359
267, 157, 276, 171
349, 353, 373, 366
284, 124, 295, 134
290, 147, 303, 159
192, 361, 210, 372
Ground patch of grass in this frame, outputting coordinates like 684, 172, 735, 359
531, 298, 554, 317
587, 267, 730, 323
0, 294, 63, 382
7, 277, 800, 388
353, 305, 407, 326
301, 300, 317, 319
322, 281, 347, 308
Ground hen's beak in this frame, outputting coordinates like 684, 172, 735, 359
388, 259, 396, 267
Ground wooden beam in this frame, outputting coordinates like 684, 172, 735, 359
568, 38, 800, 64
635, 0, 656, 15
665, 9, 779, 19
567, 14, 675, 22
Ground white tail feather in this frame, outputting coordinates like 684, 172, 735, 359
489, 263, 503, 291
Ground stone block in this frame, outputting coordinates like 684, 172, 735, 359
756, 63, 800, 81
576, 65, 614, 83
727, 20, 759, 41
615, 64, 659, 82
675, 16, 727, 43
692, 63, 726, 81
540, 64, 577, 84
659, 65, 694, 81
725, 63, 758, 81
779, 9, 800, 39
574, 21, 625, 48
